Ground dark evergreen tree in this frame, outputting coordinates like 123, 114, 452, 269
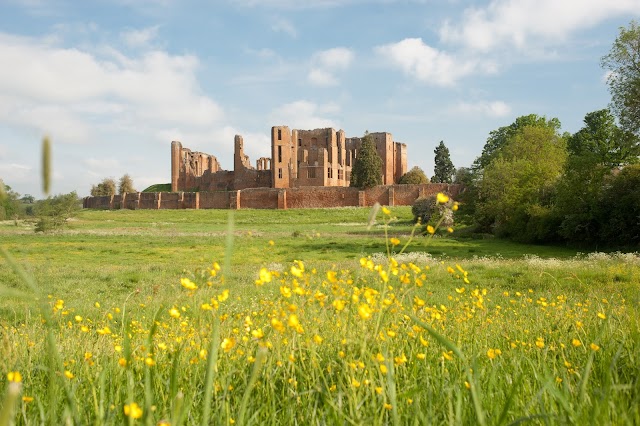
431, 141, 455, 183
350, 133, 383, 189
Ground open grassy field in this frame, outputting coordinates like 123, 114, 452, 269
1, 206, 639, 425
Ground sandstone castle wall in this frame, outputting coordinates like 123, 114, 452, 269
83, 184, 462, 210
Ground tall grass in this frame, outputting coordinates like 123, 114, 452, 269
1, 201, 639, 425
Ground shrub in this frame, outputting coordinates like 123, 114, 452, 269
34, 192, 81, 232
399, 166, 428, 184
412, 196, 437, 224
90, 178, 116, 196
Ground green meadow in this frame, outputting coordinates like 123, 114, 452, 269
0, 206, 639, 425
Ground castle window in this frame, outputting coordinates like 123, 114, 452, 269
298, 138, 302, 147
338, 169, 343, 180
327, 168, 331, 178
277, 129, 282, 140
278, 146, 282, 163
278, 168, 283, 179
308, 168, 316, 179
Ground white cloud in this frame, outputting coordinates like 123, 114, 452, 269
376, 38, 483, 86
308, 69, 337, 86
270, 100, 339, 130
312, 47, 354, 69
121, 25, 160, 48
308, 47, 354, 86
0, 32, 224, 144
0, 163, 31, 183
452, 100, 511, 117
271, 17, 297, 38
439, 0, 640, 51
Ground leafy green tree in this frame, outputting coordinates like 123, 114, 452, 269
555, 109, 639, 244
478, 125, 567, 241
118, 174, 137, 194
34, 192, 81, 232
431, 141, 455, 183
598, 164, 640, 246
350, 133, 383, 189
567, 109, 640, 166
20, 194, 35, 204
602, 20, 640, 135
399, 166, 428, 184
473, 114, 562, 171
0, 181, 22, 220
90, 178, 117, 197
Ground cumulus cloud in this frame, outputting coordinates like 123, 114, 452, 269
439, 0, 640, 51
376, 38, 489, 86
270, 100, 340, 130
308, 47, 354, 86
452, 100, 511, 117
0, 32, 224, 144
121, 25, 160, 48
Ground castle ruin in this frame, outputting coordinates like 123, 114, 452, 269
171, 126, 408, 192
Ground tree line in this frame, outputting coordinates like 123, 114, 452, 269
451, 21, 640, 248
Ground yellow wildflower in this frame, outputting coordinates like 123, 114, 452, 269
487, 348, 501, 359
180, 278, 198, 291
357, 304, 372, 320
426, 225, 435, 234
221, 338, 236, 353
436, 193, 449, 204
124, 402, 143, 419
7, 371, 22, 383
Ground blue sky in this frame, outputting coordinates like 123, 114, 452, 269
1, 0, 638, 198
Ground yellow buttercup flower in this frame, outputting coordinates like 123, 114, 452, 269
221, 337, 236, 352
436, 193, 449, 204
487, 348, 502, 359
358, 304, 372, 320
7, 371, 22, 383
124, 402, 143, 419
426, 225, 435, 234
180, 278, 198, 291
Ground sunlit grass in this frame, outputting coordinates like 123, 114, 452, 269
1, 205, 639, 424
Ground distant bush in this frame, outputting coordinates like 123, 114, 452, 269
90, 178, 116, 197
412, 196, 437, 224
34, 192, 81, 232
399, 166, 428, 184
412, 194, 455, 229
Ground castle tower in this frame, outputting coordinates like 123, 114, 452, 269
272, 126, 294, 188
171, 141, 182, 192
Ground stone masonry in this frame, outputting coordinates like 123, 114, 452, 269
170, 126, 408, 192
